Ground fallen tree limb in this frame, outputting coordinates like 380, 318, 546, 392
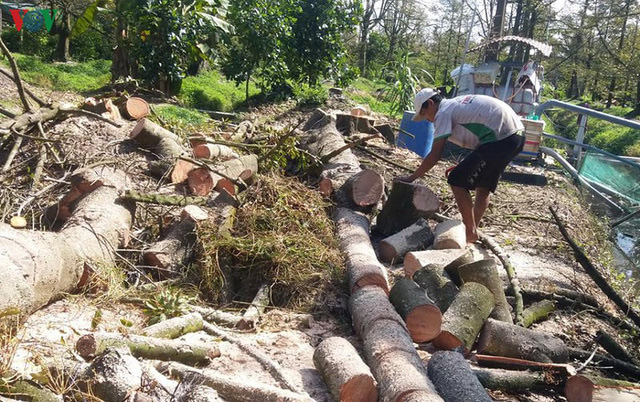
596, 329, 640, 366
236, 283, 270, 330
142, 312, 204, 339
472, 367, 565, 391
122, 189, 237, 208
157, 361, 313, 402
190, 305, 243, 328
473, 354, 577, 377
0, 38, 31, 112
0, 67, 46, 108
567, 348, 640, 379
202, 321, 302, 393
517, 287, 599, 309
313, 337, 378, 402
76, 332, 220, 365
550, 206, 640, 329
522, 300, 556, 328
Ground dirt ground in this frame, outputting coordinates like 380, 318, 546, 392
2, 82, 639, 401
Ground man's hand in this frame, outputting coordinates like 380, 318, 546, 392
394, 175, 414, 184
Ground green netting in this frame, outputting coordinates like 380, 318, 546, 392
579, 149, 640, 205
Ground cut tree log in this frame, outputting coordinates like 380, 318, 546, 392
375, 124, 396, 144
457, 259, 513, 323
142, 312, 204, 339
335, 113, 377, 135
433, 219, 466, 249
476, 318, 568, 363
187, 154, 258, 197
192, 144, 238, 160
432, 282, 494, 353
313, 337, 378, 402
412, 264, 459, 312
388, 278, 442, 343
300, 110, 361, 196
378, 218, 434, 263
334, 208, 389, 294
521, 300, 556, 327
170, 159, 197, 183
518, 287, 599, 309
75, 332, 220, 365
334, 169, 385, 211
472, 367, 565, 391
403, 248, 470, 279
427, 351, 492, 401
130, 118, 185, 158
123, 189, 238, 208
565, 375, 640, 402
0, 169, 134, 316
375, 181, 439, 237
80, 348, 144, 402
474, 354, 577, 377
349, 286, 407, 339
157, 361, 313, 402
143, 205, 208, 279
119, 97, 150, 120
236, 283, 270, 330
596, 329, 640, 366
442, 248, 475, 286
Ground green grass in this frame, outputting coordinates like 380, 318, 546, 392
345, 77, 399, 117
0, 53, 111, 93
179, 70, 259, 112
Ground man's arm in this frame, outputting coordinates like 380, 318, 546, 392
396, 137, 447, 182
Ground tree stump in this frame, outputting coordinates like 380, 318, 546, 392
432, 282, 494, 354
375, 181, 439, 237
378, 219, 434, 263
313, 337, 378, 402
412, 264, 459, 313
433, 219, 466, 249
336, 113, 377, 135
476, 318, 568, 363
458, 259, 513, 323
389, 278, 442, 343
427, 351, 492, 402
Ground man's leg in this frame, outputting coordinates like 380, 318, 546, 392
451, 185, 478, 243
474, 187, 491, 228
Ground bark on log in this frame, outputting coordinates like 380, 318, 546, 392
442, 248, 475, 286
187, 154, 258, 197
130, 118, 185, 158
412, 264, 459, 313
193, 144, 238, 160
375, 182, 439, 237
403, 248, 470, 279
334, 169, 385, 211
142, 312, 204, 339
143, 205, 208, 278
335, 113, 377, 135
349, 286, 407, 339
522, 300, 556, 328
176, 385, 222, 402
300, 110, 361, 196
378, 219, 434, 263
75, 332, 220, 365
334, 208, 389, 294
565, 375, 640, 402
0, 380, 61, 402
237, 283, 270, 330
0, 169, 134, 316
313, 337, 378, 402
375, 124, 396, 144
476, 318, 568, 363
123, 189, 237, 208
363, 320, 443, 402
472, 367, 564, 391
119, 97, 150, 120
458, 259, 513, 323
190, 305, 243, 328
596, 329, 640, 366
432, 282, 494, 354
433, 219, 466, 249
427, 351, 492, 401
157, 361, 313, 402
550, 207, 640, 329
81, 348, 144, 402
517, 287, 600, 309
473, 354, 577, 377
388, 278, 442, 343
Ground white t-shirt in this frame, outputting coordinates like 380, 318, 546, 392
433, 95, 524, 149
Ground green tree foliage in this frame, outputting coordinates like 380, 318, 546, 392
222, 0, 360, 97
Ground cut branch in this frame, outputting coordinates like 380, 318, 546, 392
0, 38, 31, 112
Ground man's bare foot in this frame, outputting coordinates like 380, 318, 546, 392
466, 228, 479, 243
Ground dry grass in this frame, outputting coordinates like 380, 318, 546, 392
197, 173, 344, 310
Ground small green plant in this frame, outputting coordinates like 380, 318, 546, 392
0, 313, 21, 388
380, 51, 431, 116
143, 289, 194, 325
293, 84, 328, 106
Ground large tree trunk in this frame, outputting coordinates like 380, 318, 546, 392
0, 168, 134, 316
388, 278, 442, 343
476, 318, 568, 363
313, 337, 378, 402
334, 208, 389, 294
427, 351, 492, 401
378, 218, 434, 263
55, 12, 71, 62
432, 282, 494, 353
375, 182, 439, 237
457, 259, 513, 323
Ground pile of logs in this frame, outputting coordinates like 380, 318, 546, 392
305, 109, 640, 402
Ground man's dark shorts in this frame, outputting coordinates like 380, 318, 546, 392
447, 133, 525, 193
